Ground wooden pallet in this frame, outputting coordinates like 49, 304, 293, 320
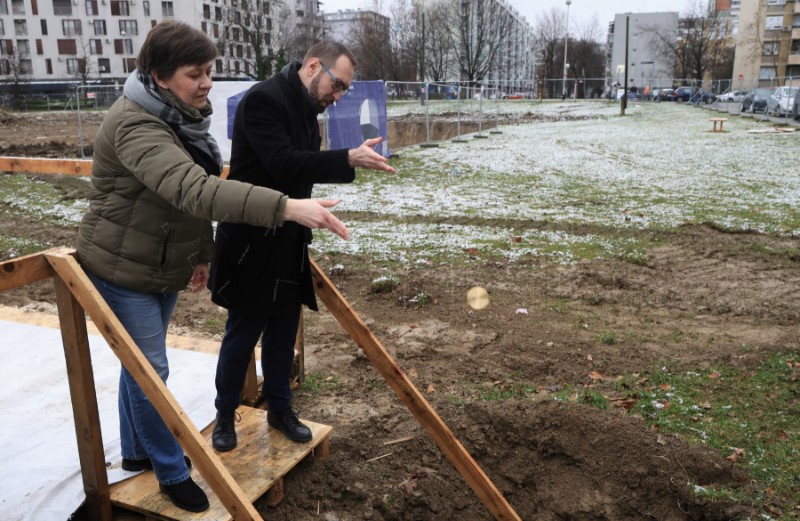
109, 406, 331, 520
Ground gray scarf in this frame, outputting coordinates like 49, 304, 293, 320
123, 70, 223, 170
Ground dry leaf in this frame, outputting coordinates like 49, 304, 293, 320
656, 434, 667, 445
708, 370, 721, 379
659, 383, 671, 391
398, 478, 418, 497
611, 398, 638, 410
700, 401, 712, 409
407, 368, 418, 378
512, 236, 523, 243
588, 370, 604, 381
726, 447, 745, 462
426, 383, 436, 393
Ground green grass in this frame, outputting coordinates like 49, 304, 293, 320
613, 354, 800, 515
300, 371, 343, 395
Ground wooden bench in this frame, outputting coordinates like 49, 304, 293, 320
710, 117, 728, 132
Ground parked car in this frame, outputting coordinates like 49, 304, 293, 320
766, 86, 798, 116
656, 88, 675, 101
717, 90, 747, 103
673, 86, 699, 102
740, 88, 772, 113
695, 90, 717, 104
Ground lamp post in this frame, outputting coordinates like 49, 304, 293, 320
562, 0, 572, 99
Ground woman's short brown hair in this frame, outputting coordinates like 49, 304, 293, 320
136, 20, 218, 80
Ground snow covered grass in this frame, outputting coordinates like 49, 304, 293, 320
312, 101, 800, 264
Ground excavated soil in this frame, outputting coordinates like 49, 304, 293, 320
2, 110, 798, 520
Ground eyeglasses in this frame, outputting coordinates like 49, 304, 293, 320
319, 61, 351, 96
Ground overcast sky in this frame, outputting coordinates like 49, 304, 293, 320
319, 0, 683, 33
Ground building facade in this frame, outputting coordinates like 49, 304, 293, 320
732, 0, 800, 89
0, 0, 322, 89
607, 12, 679, 91
323, 8, 389, 46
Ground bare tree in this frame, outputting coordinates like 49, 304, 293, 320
647, 0, 731, 83
347, 12, 393, 80
422, 1, 454, 82
533, 7, 566, 97
0, 41, 32, 109
386, 0, 418, 82
444, 0, 509, 84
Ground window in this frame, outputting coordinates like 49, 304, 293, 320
93, 19, 106, 35
89, 38, 102, 54
31, 0, 37, 15
236, 44, 242, 58
215, 58, 222, 74
35, 38, 42, 54
765, 16, 784, 31
0, 39, 12, 54
763, 41, 780, 56
122, 56, 136, 73
232, 27, 239, 41
45, 57, 52, 74
233, 10, 240, 24
212, 23, 218, 37
111, 0, 130, 16
215, 5, 221, 20
0, 20, 3, 35
57, 38, 77, 54
18, 58, 31, 73
15, 38, 28, 55
67, 57, 79, 73
97, 56, 110, 72
143, 0, 149, 16
11, 0, 24, 14
201, 21, 206, 33
759, 66, 777, 80
161, 1, 172, 16
62, 19, 82, 36
0, 0, 7, 15
52, 0, 72, 15
85, 0, 98, 16
202, 4, 209, 18
114, 38, 133, 54
14, 19, 27, 36
40, 19, 47, 35
119, 20, 138, 35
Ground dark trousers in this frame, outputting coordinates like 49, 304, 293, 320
214, 306, 301, 414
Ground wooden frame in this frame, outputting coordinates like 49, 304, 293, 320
1, 157, 520, 521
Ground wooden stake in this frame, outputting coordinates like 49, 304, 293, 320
310, 259, 521, 521
45, 252, 262, 521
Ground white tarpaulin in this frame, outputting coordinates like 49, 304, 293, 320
0, 318, 219, 521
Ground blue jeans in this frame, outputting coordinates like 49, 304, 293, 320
214, 306, 301, 414
86, 271, 189, 485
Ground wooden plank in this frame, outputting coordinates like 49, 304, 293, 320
309, 258, 521, 521
53, 275, 114, 521
0, 156, 93, 175
0, 249, 55, 291
44, 252, 262, 521
0, 157, 230, 178
110, 408, 332, 520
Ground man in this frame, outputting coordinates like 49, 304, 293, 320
208, 41, 395, 450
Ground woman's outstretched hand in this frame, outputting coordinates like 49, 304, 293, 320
283, 198, 349, 240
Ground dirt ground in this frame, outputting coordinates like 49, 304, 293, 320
2, 111, 798, 520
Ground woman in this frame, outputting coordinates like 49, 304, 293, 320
76, 20, 347, 512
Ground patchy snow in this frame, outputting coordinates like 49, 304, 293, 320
312, 101, 799, 262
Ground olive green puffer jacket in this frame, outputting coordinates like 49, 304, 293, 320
77, 96, 287, 293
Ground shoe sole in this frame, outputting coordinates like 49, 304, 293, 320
122, 455, 192, 472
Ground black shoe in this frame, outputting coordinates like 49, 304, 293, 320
159, 477, 209, 513
121, 455, 192, 472
212, 410, 239, 452
267, 409, 312, 442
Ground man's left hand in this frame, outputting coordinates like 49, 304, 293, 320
348, 137, 396, 173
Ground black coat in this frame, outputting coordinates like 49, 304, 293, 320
208, 63, 355, 316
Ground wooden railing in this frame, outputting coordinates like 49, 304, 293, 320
1, 157, 521, 521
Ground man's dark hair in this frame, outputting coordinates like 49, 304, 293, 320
302, 41, 357, 70
136, 20, 218, 79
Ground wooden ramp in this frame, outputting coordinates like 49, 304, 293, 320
110, 406, 331, 521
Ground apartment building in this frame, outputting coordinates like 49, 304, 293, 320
607, 12, 679, 89
323, 8, 389, 46
732, 0, 800, 88
0, 0, 321, 90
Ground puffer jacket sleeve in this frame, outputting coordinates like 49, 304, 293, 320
114, 110, 287, 229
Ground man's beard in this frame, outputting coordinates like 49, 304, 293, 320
309, 73, 333, 113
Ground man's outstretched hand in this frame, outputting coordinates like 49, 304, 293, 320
348, 137, 396, 173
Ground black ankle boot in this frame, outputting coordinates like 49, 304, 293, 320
159, 477, 209, 512
267, 409, 312, 442
212, 410, 238, 452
